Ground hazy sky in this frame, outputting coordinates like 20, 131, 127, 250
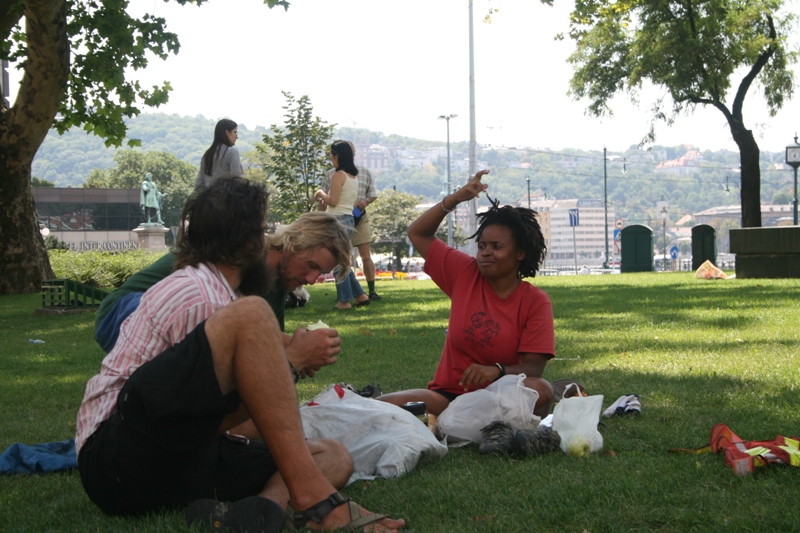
9, 0, 800, 153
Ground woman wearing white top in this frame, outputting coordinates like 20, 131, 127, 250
314, 141, 370, 309
195, 119, 244, 189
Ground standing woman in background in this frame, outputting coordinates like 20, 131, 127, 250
194, 119, 243, 189
314, 140, 371, 309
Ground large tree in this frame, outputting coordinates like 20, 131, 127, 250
257, 92, 335, 224
0, 0, 288, 296
370, 190, 423, 269
561, 0, 797, 227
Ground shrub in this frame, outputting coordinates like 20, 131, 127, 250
48, 249, 164, 288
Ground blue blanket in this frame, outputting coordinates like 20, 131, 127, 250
0, 439, 76, 474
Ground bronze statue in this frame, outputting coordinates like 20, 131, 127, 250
140, 173, 166, 225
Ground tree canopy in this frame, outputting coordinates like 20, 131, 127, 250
562, 0, 797, 227
256, 92, 335, 223
84, 150, 197, 229
0, 0, 288, 295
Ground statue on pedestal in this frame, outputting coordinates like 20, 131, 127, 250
140, 173, 166, 225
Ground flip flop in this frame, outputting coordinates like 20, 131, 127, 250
287, 491, 392, 531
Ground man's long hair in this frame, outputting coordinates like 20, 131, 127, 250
268, 211, 352, 280
175, 177, 268, 270
471, 195, 547, 279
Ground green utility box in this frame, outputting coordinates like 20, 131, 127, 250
691, 224, 717, 271
730, 226, 800, 278
620, 225, 654, 273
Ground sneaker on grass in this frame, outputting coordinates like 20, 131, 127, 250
478, 421, 514, 455
512, 426, 562, 457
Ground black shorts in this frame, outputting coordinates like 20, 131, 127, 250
78, 321, 278, 516
431, 389, 460, 403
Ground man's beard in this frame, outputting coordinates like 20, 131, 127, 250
238, 251, 277, 298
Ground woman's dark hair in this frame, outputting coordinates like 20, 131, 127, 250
330, 140, 358, 176
471, 195, 547, 279
202, 119, 238, 176
175, 177, 268, 270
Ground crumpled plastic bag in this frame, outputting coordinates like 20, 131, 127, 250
435, 374, 541, 444
551, 388, 604, 456
300, 384, 447, 484
695, 260, 727, 279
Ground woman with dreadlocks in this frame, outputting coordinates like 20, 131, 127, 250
379, 170, 555, 437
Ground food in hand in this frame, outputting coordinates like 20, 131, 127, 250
307, 320, 329, 331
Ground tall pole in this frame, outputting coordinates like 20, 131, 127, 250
794, 165, 798, 225
467, 0, 478, 256
438, 114, 457, 247
603, 147, 609, 269
661, 205, 668, 269
526, 175, 531, 209
785, 135, 800, 225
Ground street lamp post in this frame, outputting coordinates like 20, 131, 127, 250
603, 148, 609, 269
526, 175, 531, 209
786, 134, 800, 225
439, 114, 457, 247
658, 203, 669, 270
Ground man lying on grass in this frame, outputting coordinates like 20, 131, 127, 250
75, 178, 405, 532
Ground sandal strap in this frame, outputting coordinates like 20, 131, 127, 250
342, 501, 390, 531
290, 491, 350, 528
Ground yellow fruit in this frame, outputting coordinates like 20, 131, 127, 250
567, 440, 591, 457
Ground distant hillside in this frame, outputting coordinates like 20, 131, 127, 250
32, 114, 268, 187
31, 112, 794, 226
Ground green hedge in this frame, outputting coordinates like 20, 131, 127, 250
48, 249, 165, 289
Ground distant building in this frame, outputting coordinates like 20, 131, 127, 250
33, 187, 141, 251
546, 199, 615, 263
655, 149, 702, 175
693, 203, 794, 226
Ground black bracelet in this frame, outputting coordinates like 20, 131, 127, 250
494, 363, 506, 380
289, 363, 301, 384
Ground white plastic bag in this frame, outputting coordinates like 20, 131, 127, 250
300, 384, 448, 484
435, 374, 541, 444
551, 388, 604, 456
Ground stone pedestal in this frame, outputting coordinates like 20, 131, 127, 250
133, 224, 170, 251
730, 226, 800, 278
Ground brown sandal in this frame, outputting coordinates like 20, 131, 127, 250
286, 491, 390, 531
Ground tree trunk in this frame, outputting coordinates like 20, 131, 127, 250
734, 129, 762, 228
0, 0, 69, 295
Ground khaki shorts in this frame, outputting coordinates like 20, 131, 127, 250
351, 211, 372, 247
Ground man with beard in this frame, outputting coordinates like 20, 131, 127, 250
76, 178, 405, 532
95, 210, 352, 379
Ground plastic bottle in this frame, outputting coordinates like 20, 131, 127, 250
29, 339, 45, 344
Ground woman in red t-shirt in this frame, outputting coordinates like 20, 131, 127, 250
378, 170, 555, 419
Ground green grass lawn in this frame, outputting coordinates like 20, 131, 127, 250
1, 273, 799, 532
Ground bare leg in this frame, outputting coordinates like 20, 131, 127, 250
358, 242, 376, 282
523, 376, 554, 418
378, 389, 451, 416
205, 297, 404, 531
